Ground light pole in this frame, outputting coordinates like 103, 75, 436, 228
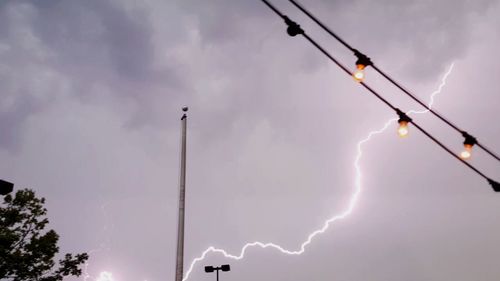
205, 264, 230, 281
0, 179, 14, 195
175, 107, 188, 281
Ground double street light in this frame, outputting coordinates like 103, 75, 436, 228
0, 179, 14, 196
205, 264, 230, 281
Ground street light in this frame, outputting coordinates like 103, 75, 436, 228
0, 179, 14, 196
205, 264, 230, 281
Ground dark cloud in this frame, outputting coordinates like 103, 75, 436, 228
312, 0, 496, 78
0, 0, 193, 149
1, 0, 496, 152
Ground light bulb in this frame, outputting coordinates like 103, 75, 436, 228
398, 120, 409, 137
460, 143, 473, 160
353, 64, 365, 82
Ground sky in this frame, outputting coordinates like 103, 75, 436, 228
1, 0, 500, 280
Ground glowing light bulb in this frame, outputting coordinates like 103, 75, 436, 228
461, 143, 473, 159
460, 133, 476, 160
353, 64, 365, 82
398, 120, 409, 137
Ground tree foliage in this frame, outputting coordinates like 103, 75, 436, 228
0, 189, 88, 281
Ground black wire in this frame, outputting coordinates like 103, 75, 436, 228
287, 0, 500, 163
410, 122, 490, 180
289, 0, 355, 52
261, 0, 285, 17
258, 0, 500, 190
477, 143, 500, 162
302, 34, 398, 111
373, 64, 500, 163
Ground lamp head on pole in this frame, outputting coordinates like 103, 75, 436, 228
0, 179, 14, 196
205, 266, 215, 273
181, 106, 188, 120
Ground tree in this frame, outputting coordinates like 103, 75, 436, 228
0, 189, 88, 281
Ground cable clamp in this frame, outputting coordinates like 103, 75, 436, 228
396, 109, 412, 123
461, 131, 477, 146
488, 179, 500, 192
283, 16, 304, 37
353, 49, 373, 68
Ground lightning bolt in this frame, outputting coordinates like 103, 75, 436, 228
182, 63, 455, 281
83, 200, 114, 281
95, 271, 114, 281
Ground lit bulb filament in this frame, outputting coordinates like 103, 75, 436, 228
397, 120, 409, 137
353, 64, 365, 82
461, 143, 473, 159
460, 134, 476, 160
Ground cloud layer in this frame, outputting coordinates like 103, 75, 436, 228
1, 0, 499, 280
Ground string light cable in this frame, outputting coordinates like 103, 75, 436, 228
258, 0, 500, 191
286, 0, 500, 163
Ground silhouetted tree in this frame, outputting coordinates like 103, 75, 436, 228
0, 189, 88, 281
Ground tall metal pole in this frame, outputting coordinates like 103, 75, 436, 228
175, 107, 188, 281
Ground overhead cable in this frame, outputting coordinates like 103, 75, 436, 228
287, 0, 500, 163
259, 0, 500, 192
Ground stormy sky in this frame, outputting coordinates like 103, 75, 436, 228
1, 0, 500, 280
